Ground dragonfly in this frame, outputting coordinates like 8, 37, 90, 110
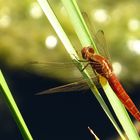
29, 11, 139, 121
35, 29, 140, 121
81, 45, 140, 121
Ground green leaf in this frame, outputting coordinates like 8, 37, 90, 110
0, 70, 33, 140
37, 0, 139, 139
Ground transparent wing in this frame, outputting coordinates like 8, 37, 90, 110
24, 60, 86, 82
27, 61, 100, 95
82, 12, 111, 62
36, 77, 99, 95
36, 81, 89, 95
95, 30, 111, 62
26, 61, 76, 70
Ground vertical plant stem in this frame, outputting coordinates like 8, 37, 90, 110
37, 0, 78, 59
0, 70, 33, 140
60, 0, 139, 139
37, 0, 139, 139
37, 0, 125, 139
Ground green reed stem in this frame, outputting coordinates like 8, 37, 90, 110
0, 70, 33, 140
37, 0, 139, 139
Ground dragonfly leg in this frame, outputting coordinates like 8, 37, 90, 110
72, 53, 88, 62
78, 59, 89, 62
72, 54, 90, 70
81, 63, 90, 71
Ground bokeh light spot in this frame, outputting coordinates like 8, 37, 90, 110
127, 39, 140, 54
92, 9, 109, 23
112, 62, 122, 75
128, 19, 140, 31
29, 2, 42, 19
0, 15, 11, 28
45, 35, 58, 49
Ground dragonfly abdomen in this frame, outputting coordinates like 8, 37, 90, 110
107, 74, 140, 121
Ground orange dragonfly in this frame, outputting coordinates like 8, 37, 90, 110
81, 45, 140, 121
35, 30, 140, 121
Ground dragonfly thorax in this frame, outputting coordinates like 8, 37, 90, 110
90, 54, 113, 79
81, 47, 113, 79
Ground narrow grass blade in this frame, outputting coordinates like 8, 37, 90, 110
60, 0, 139, 139
38, 0, 124, 139
37, 0, 125, 139
88, 126, 100, 140
37, 0, 78, 60
60, 0, 126, 139
37, 0, 139, 139
0, 70, 33, 140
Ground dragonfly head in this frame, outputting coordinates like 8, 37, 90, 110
81, 47, 94, 60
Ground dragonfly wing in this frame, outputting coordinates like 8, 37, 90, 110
82, 12, 111, 62
26, 61, 76, 70
25, 61, 82, 81
82, 12, 96, 38
95, 30, 111, 62
36, 77, 100, 95
36, 80, 89, 95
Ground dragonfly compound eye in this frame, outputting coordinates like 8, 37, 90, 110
88, 47, 94, 53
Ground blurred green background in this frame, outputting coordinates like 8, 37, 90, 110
1, 0, 140, 84
0, 0, 140, 139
